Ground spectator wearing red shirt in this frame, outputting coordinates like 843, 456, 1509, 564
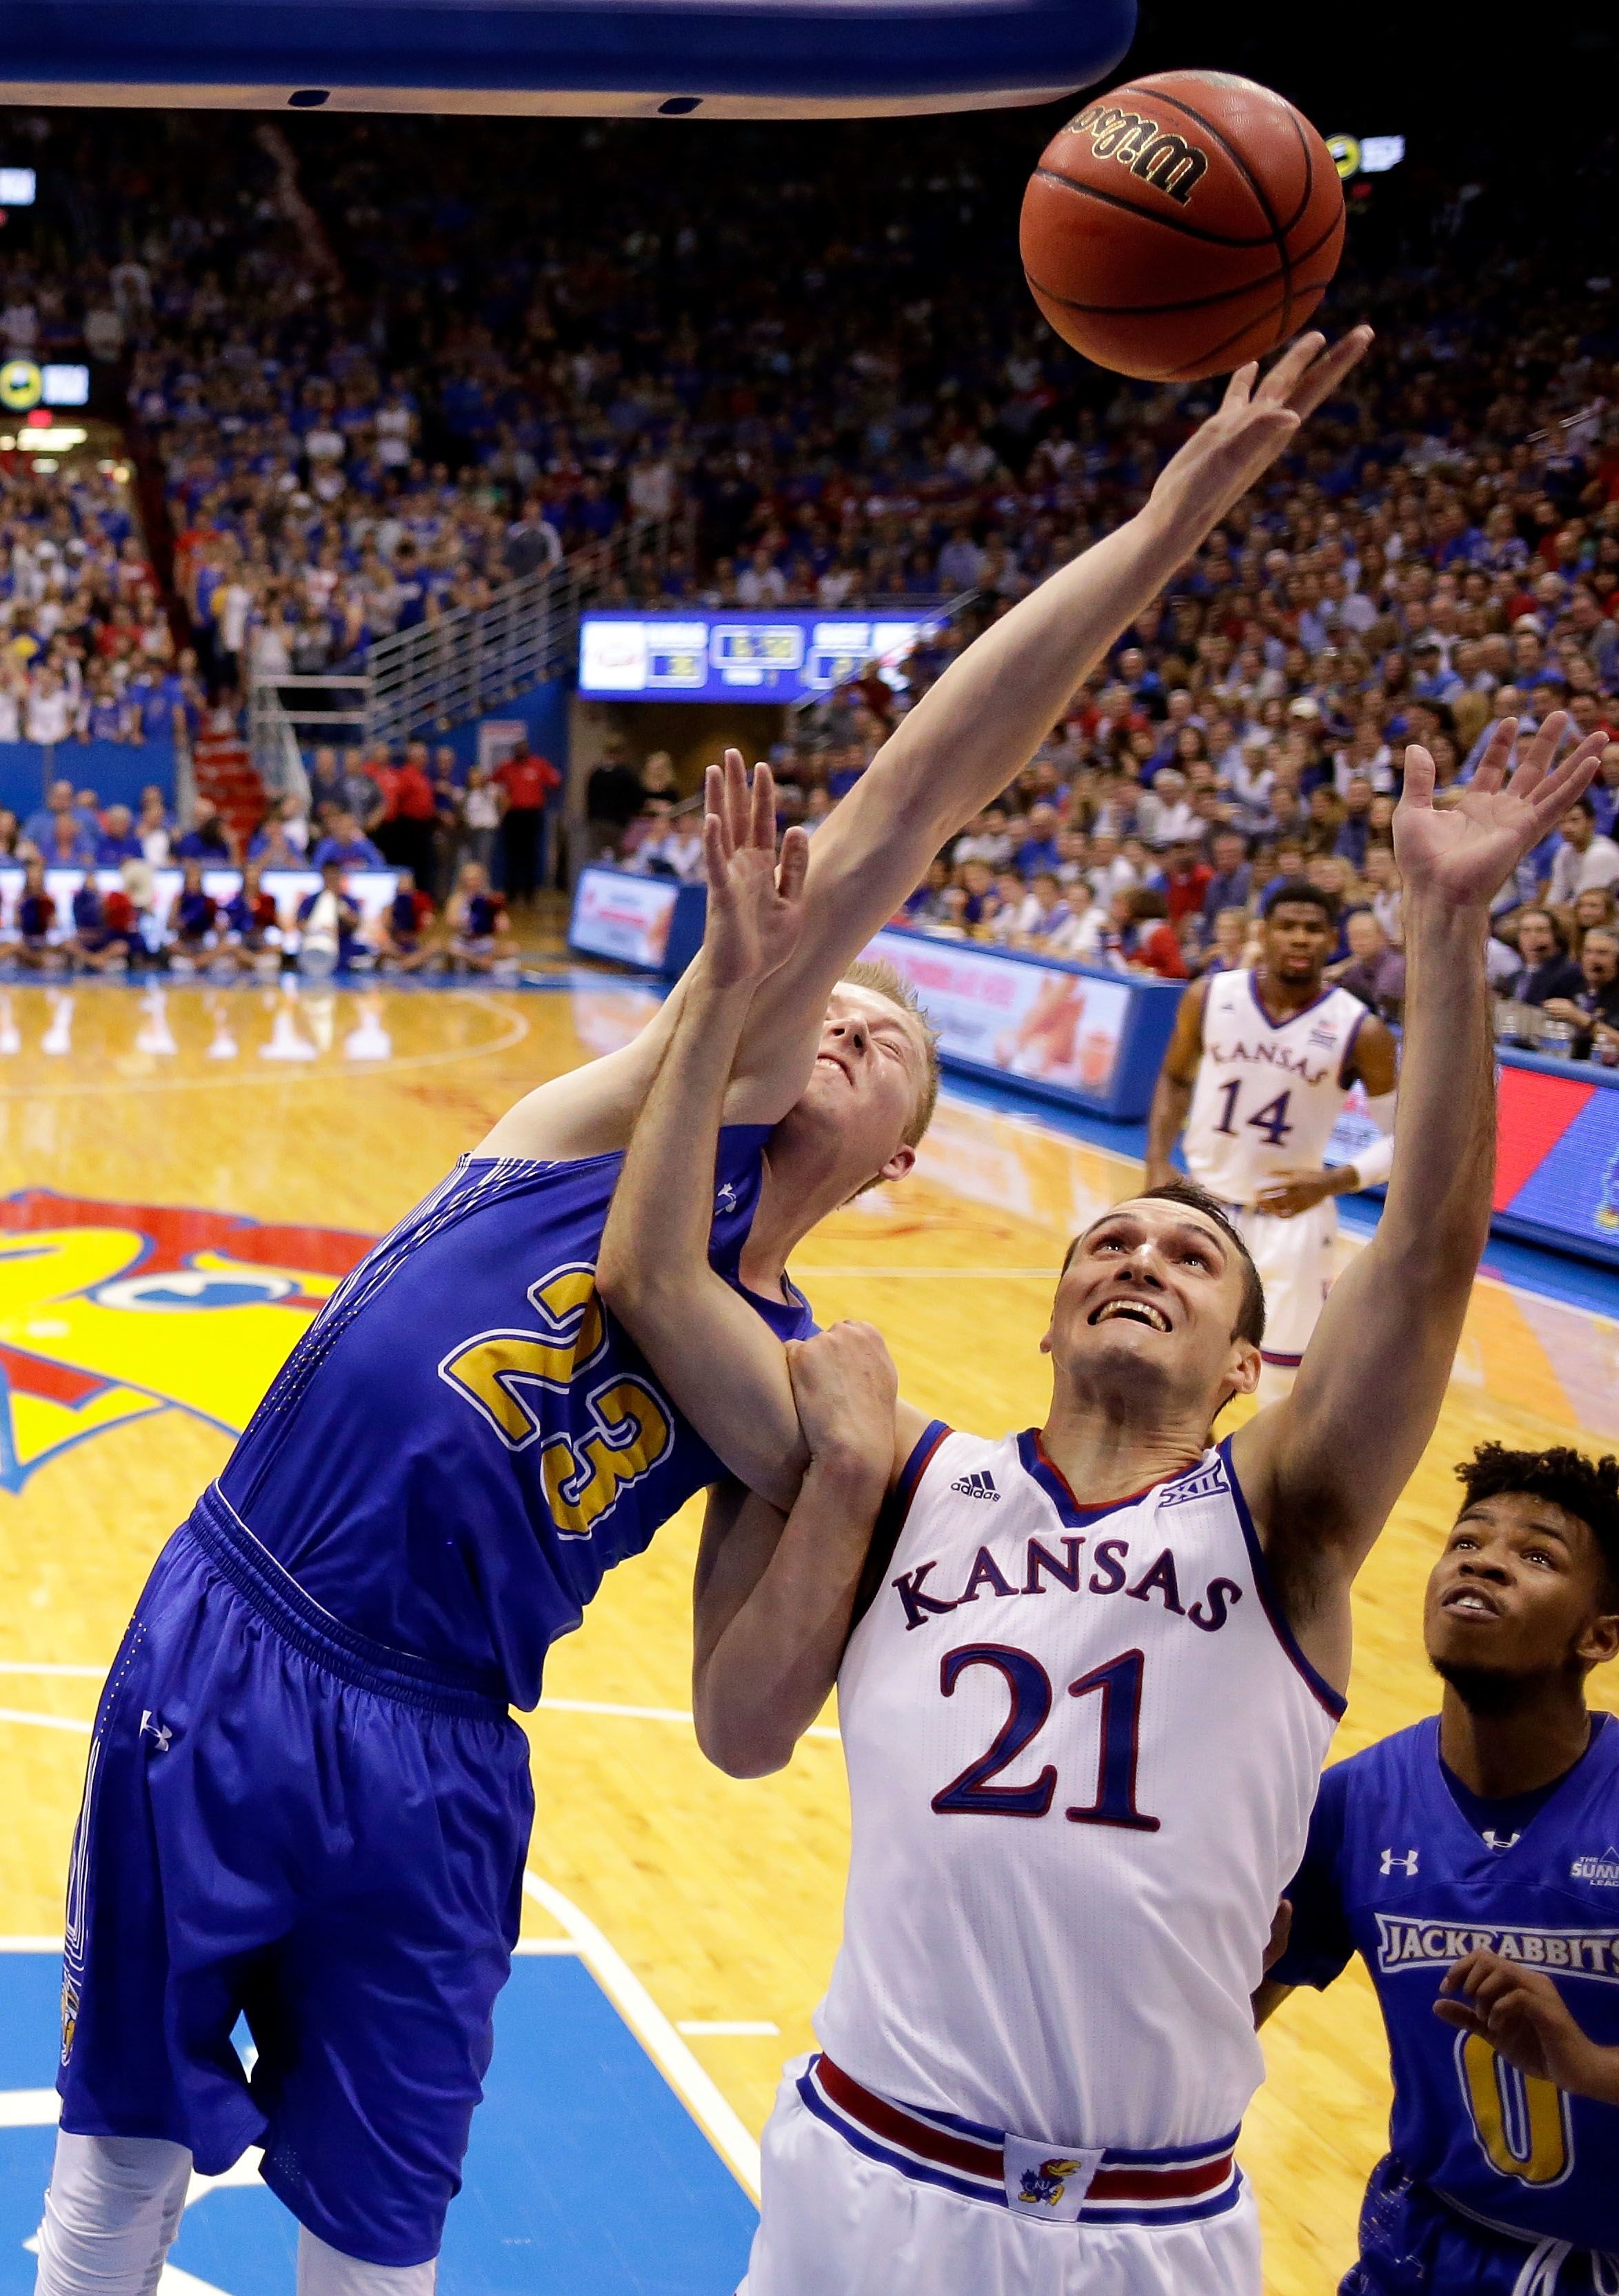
389, 743, 439, 887
1162, 839, 1214, 932
1123, 887, 1189, 980
493, 741, 562, 906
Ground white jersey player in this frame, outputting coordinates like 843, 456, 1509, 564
601, 689, 1603, 2288
1147, 880, 1399, 1397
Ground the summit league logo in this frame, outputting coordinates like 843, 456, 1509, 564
1572, 1846, 1619, 1888
0, 1190, 372, 1491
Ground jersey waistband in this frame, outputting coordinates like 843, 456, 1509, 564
186, 1483, 510, 1721
798, 2054, 1243, 2228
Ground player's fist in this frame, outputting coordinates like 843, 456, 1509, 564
787, 1322, 898, 1489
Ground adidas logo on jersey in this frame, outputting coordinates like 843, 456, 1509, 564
950, 1470, 1001, 1502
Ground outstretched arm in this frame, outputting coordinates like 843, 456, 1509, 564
1231, 716, 1605, 1684
489, 330, 1370, 1160
725, 330, 1371, 1124
596, 756, 821, 1507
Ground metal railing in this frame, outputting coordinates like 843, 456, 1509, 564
363, 512, 681, 749
248, 674, 365, 807
245, 512, 682, 783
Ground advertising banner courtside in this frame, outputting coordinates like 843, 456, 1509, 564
861, 927, 1180, 1120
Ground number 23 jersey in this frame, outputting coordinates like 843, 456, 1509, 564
816, 1424, 1343, 2151
1183, 969, 1368, 1209
217, 1125, 813, 1711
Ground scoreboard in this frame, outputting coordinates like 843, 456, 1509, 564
578, 610, 941, 704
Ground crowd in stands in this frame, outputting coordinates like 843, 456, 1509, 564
1, 101, 1618, 1061
0, 452, 201, 747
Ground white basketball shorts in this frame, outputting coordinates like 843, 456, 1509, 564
1227, 1198, 1338, 1371
738, 2061, 1262, 2296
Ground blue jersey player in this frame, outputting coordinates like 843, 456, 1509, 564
1260, 1442, 1619, 2293
33, 330, 1374, 2296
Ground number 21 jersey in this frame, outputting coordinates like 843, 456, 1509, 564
1184, 969, 1367, 1209
816, 1424, 1343, 2151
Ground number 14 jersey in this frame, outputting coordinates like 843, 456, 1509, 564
816, 1424, 1343, 2153
1184, 969, 1368, 1209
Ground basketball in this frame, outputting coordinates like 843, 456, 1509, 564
1020, 70, 1346, 382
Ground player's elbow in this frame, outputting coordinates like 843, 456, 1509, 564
692, 1691, 795, 1780
594, 1229, 672, 1322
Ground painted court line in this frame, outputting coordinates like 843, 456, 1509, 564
522, 1871, 762, 2197
0, 1707, 90, 1735
0, 1664, 104, 1678
676, 2021, 780, 2037
533, 1693, 840, 1742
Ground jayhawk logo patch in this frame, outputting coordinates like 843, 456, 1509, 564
0, 1190, 374, 1490
1018, 2156, 1083, 2207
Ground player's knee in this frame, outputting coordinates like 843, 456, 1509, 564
296, 2228, 437, 2296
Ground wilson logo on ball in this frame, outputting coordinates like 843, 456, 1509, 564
1064, 103, 1209, 205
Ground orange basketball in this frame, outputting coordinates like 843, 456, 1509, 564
1019, 70, 1345, 383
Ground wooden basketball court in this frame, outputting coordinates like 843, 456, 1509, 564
0, 976, 1613, 2293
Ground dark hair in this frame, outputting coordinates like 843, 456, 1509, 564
1062, 1178, 1266, 1347
1517, 905, 1567, 952
1456, 1442, 1619, 1598
1262, 876, 1339, 925
1129, 887, 1169, 923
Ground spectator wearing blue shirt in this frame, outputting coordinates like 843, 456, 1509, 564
310, 810, 385, 871
173, 803, 237, 864
23, 779, 98, 857
1334, 777, 1376, 872
97, 806, 143, 866
1199, 828, 1253, 933
1014, 801, 1063, 880
41, 810, 99, 870
1591, 741, 1619, 839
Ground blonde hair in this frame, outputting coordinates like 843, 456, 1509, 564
838, 958, 941, 1148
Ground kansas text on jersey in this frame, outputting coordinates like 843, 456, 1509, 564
1184, 969, 1367, 1208
816, 1424, 1343, 2155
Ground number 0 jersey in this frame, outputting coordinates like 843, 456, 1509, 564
1271, 1715, 1619, 2253
217, 1125, 813, 1710
815, 1424, 1343, 2152
1183, 969, 1367, 1209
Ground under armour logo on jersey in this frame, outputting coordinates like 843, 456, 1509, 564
950, 1470, 1000, 1502
139, 1710, 172, 1753
714, 1182, 739, 1214
1380, 1848, 1419, 1876
1482, 1829, 1521, 1853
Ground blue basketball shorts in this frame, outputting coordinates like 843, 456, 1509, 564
57, 1484, 535, 2268
1344, 2155, 1619, 2296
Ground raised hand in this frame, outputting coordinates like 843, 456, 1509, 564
1394, 714, 1606, 912
1149, 327, 1374, 545
701, 748, 811, 990
1435, 1949, 1616, 2101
